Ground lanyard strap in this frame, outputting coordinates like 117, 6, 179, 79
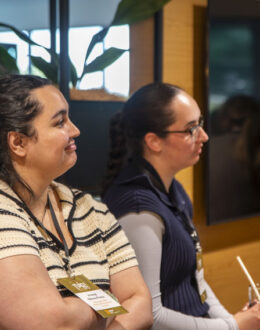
48, 196, 73, 276
134, 157, 202, 252
178, 210, 201, 252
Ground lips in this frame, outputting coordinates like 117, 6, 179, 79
196, 144, 203, 155
65, 140, 77, 152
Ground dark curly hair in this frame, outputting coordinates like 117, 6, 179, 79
102, 82, 183, 194
0, 74, 51, 194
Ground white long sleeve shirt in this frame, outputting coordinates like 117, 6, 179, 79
119, 212, 238, 330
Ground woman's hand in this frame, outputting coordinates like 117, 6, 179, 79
234, 302, 260, 330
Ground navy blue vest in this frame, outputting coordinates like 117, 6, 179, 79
103, 158, 209, 316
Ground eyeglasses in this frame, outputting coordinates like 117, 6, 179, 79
162, 117, 204, 138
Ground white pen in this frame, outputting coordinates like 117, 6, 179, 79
237, 256, 260, 302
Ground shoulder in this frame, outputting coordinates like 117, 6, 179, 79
73, 191, 111, 219
0, 182, 31, 226
54, 181, 109, 212
56, 183, 119, 233
0, 182, 39, 259
103, 180, 160, 219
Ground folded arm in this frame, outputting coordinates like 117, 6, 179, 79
0, 254, 105, 330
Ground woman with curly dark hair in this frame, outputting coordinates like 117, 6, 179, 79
0, 74, 152, 330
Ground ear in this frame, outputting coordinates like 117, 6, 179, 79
7, 131, 28, 157
144, 132, 162, 153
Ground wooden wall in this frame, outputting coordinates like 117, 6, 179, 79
130, 0, 260, 313
129, 18, 154, 95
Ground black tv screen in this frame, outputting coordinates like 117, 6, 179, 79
206, 0, 260, 224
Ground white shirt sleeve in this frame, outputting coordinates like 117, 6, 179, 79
119, 212, 238, 330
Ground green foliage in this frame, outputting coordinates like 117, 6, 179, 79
30, 56, 58, 84
83, 27, 110, 70
0, 46, 19, 74
0, 0, 170, 86
0, 22, 44, 48
111, 0, 170, 25
83, 47, 127, 75
0, 22, 77, 86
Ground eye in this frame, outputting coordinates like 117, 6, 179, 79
186, 126, 196, 136
186, 117, 204, 136
56, 118, 65, 127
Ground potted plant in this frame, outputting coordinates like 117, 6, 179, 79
0, 0, 169, 99
0, 0, 170, 193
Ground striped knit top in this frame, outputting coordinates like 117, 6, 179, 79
0, 180, 138, 296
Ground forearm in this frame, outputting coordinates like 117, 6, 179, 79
3, 296, 106, 330
152, 302, 238, 330
204, 281, 234, 319
61, 296, 106, 330
0, 254, 106, 330
107, 293, 152, 330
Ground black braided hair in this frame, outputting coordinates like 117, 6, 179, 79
102, 82, 183, 194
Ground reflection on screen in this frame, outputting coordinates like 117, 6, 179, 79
207, 10, 260, 224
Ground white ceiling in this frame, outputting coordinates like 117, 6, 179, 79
0, 0, 121, 30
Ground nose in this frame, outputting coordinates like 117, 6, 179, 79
197, 126, 209, 143
69, 119, 80, 138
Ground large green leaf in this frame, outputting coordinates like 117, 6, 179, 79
52, 52, 78, 87
83, 0, 170, 76
0, 22, 61, 68
0, 21, 78, 86
31, 54, 78, 87
31, 56, 58, 84
0, 22, 48, 49
83, 27, 109, 68
0, 46, 19, 74
82, 47, 126, 75
70, 60, 78, 87
111, 0, 171, 26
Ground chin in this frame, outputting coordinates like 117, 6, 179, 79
67, 158, 77, 171
190, 156, 200, 166
57, 157, 78, 178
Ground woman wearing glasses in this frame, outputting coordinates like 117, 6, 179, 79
102, 82, 260, 329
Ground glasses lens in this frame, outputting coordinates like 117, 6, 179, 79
192, 118, 204, 138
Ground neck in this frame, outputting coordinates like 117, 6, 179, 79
14, 181, 50, 213
12, 161, 53, 209
143, 154, 176, 192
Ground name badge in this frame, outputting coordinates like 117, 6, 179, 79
58, 274, 128, 318
195, 252, 207, 304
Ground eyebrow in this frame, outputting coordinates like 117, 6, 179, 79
51, 109, 68, 120
184, 115, 202, 128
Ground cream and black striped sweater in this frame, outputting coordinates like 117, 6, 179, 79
0, 180, 137, 296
